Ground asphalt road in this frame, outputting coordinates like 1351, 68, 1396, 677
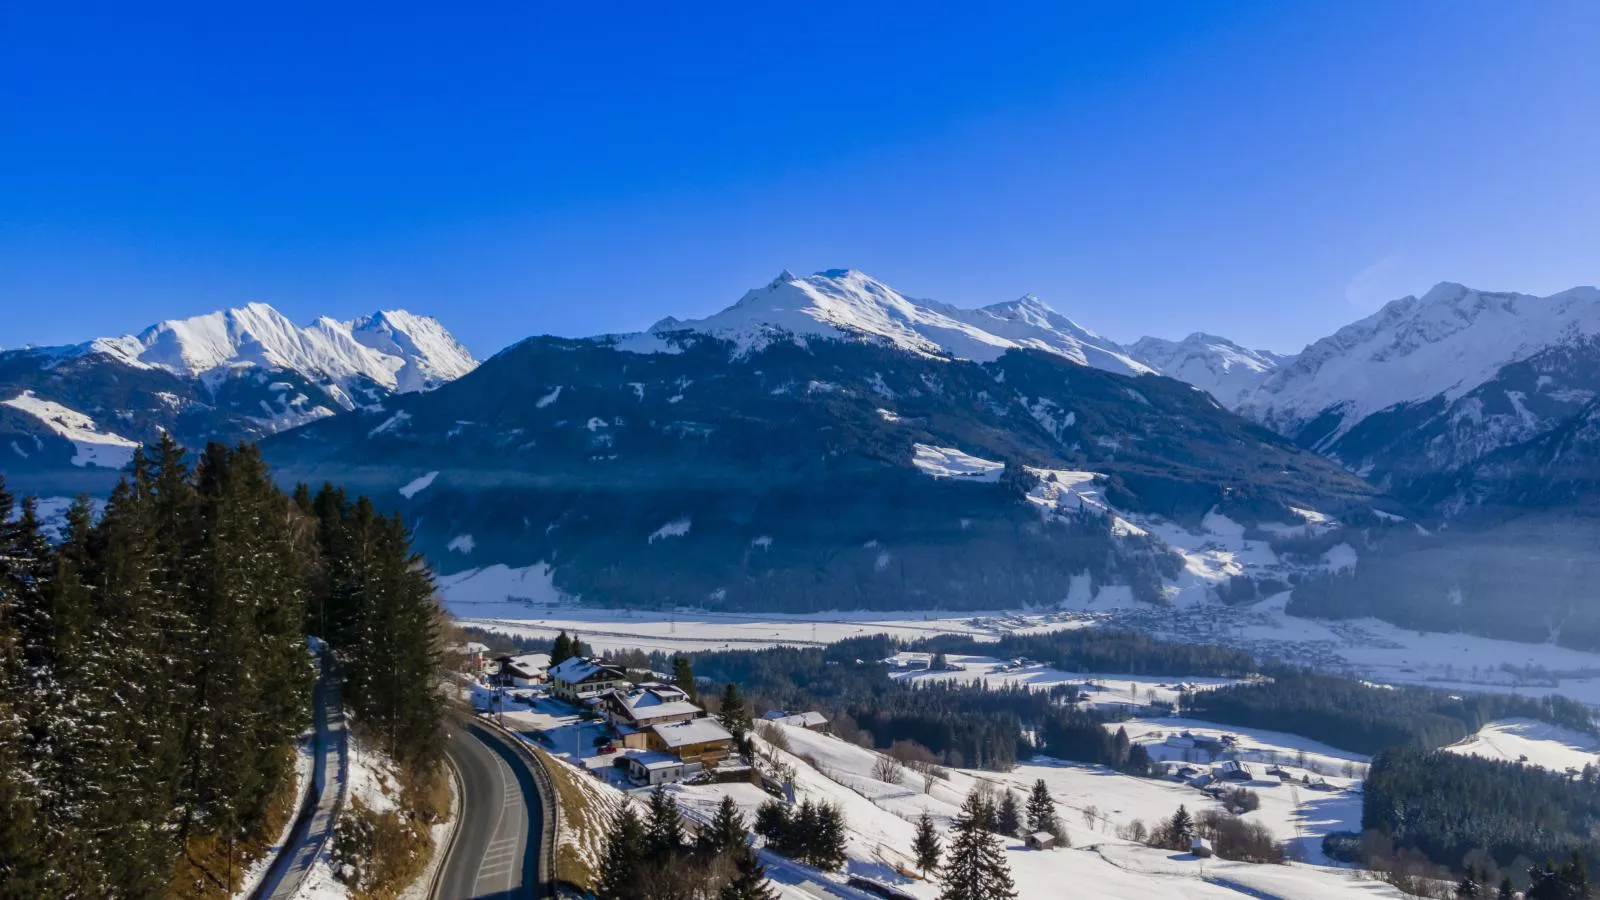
435, 719, 549, 899
253, 659, 348, 900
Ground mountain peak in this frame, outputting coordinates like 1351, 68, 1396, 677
60, 303, 476, 395
635, 269, 1152, 376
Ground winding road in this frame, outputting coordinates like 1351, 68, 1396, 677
252, 657, 348, 900
433, 718, 554, 900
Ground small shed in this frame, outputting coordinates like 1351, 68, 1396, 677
1191, 837, 1213, 858
1025, 832, 1057, 851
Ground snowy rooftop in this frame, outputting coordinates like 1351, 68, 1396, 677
650, 718, 734, 748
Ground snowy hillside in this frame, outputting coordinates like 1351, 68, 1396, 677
79, 301, 476, 396
660, 721, 1405, 900
636, 269, 1153, 376
1127, 334, 1291, 410
1240, 282, 1600, 442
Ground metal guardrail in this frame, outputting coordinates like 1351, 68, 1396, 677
423, 749, 466, 900
476, 715, 560, 899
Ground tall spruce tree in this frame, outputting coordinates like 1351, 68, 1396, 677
673, 655, 697, 702
646, 785, 686, 859
913, 810, 942, 876
1025, 779, 1059, 835
551, 631, 574, 666
596, 801, 646, 900
995, 791, 1022, 837
718, 682, 750, 741
939, 790, 1018, 900
719, 847, 778, 900
701, 795, 750, 856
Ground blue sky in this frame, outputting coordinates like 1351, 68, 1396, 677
3, 2, 1597, 357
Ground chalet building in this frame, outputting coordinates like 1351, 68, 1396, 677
492, 652, 551, 687
647, 718, 735, 767
1211, 760, 1254, 782
760, 710, 829, 731
1025, 832, 1057, 851
599, 683, 704, 743
620, 750, 697, 786
549, 656, 630, 703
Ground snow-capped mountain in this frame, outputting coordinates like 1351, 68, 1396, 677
1126, 333, 1291, 409
1, 303, 475, 490
1218, 282, 1600, 502
1241, 282, 1600, 442
636, 268, 1154, 377
79, 302, 475, 398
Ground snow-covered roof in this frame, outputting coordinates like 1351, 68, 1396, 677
650, 718, 733, 748
464, 642, 490, 654
622, 750, 685, 771
549, 657, 624, 684
768, 711, 828, 728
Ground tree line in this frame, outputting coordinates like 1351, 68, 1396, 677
1184, 667, 1593, 755
0, 439, 445, 898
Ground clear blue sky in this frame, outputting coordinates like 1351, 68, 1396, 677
3, 2, 1598, 357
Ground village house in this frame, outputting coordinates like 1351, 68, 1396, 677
492, 652, 551, 687
619, 750, 698, 786
760, 710, 829, 732
461, 641, 490, 672
549, 656, 630, 703
647, 717, 735, 767
1211, 759, 1254, 782
599, 683, 705, 748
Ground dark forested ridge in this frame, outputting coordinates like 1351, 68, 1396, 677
1364, 747, 1600, 887
0, 439, 445, 899
1184, 669, 1594, 756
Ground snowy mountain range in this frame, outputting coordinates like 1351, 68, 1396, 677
1, 303, 475, 490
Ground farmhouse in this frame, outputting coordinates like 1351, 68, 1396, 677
549, 656, 630, 702
492, 652, 551, 687
760, 710, 829, 731
648, 718, 735, 767
600, 683, 703, 731
619, 750, 697, 786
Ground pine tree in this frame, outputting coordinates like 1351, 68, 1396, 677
1025, 779, 1059, 836
551, 631, 574, 666
1169, 805, 1194, 850
939, 790, 1019, 900
646, 785, 685, 859
810, 802, 848, 872
718, 847, 778, 900
913, 810, 942, 876
596, 801, 646, 900
995, 791, 1022, 837
701, 794, 749, 856
718, 682, 750, 740
1498, 877, 1515, 900
673, 655, 697, 702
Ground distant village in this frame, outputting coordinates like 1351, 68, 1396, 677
459, 642, 828, 790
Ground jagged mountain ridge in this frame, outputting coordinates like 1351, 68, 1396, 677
1, 302, 476, 492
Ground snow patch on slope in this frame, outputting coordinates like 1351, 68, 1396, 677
910, 443, 1005, 481
1, 391, 139, 468
398, 470, 439, 498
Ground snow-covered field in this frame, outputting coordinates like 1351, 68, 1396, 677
665, 722, 1403, 900
1442, 719, 1600, 774
2, 390, 139, 468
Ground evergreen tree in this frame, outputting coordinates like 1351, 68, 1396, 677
673, 655, 697, 702
1026, 779, 1059, 835
719, 847, 778, 900
1498, 877, 1515, 900
701, 795, 750, 856
939, 790, 1019, 900
913, 810, 942, 876
1169, 805, 1194, 849
596, 801, 646, 900
551, 631, 574, 666
995, 791, 1022, 837
718, 682, 751, 740
646, 785, 685, 859
811, 802, 848, 872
